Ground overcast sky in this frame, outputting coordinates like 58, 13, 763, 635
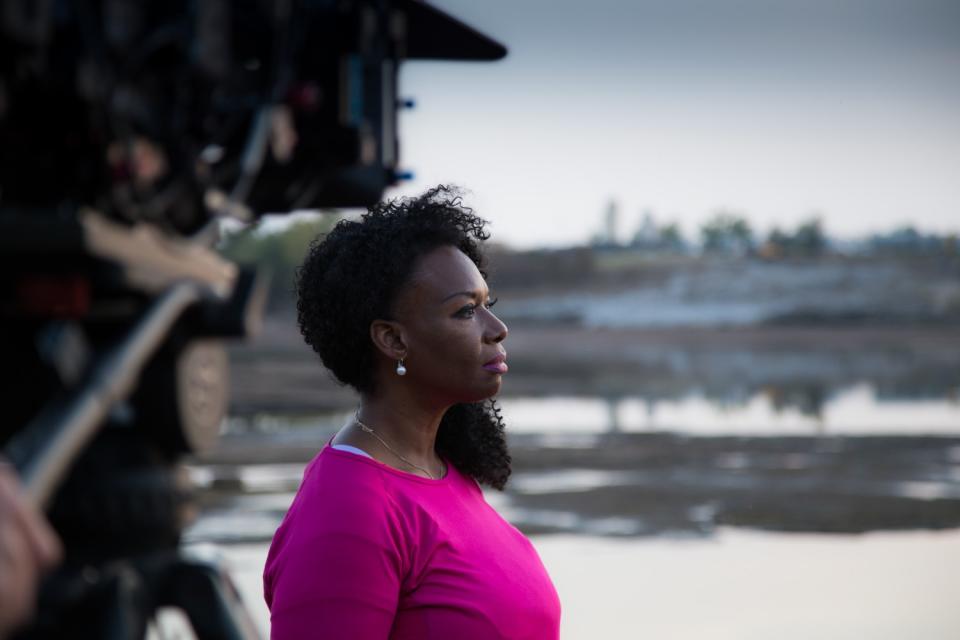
386, 0, 960, 248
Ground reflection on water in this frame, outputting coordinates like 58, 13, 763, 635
224, 382, 960, 438
502, 383, 960, 436
189, 463, 306, 491
223, 411, 352, 440
507, 469, 640, 494
192, 380, 960, 544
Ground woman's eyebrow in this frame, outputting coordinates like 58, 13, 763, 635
440, 288, 489, 303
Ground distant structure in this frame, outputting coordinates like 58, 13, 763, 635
591, 198, 621, 247
632, 210, 659, 248
604, 199, 619, 245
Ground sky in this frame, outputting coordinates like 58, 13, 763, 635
384, 0, 960, 249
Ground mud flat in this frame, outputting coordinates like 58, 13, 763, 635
191, 429, 960, 540
501, 431, 960, 536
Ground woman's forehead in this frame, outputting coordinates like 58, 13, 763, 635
407, 246, 485, 298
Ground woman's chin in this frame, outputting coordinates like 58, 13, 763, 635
458, 381, 502, 404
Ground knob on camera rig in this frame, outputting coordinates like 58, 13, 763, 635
0, 1, 505, 637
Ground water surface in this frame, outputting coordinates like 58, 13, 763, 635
211, 529, 960, 640
191, 382, 960, 638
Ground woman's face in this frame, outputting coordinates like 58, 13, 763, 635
389, 245, 508, 404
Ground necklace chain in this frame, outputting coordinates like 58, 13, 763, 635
354, 412, 443, 480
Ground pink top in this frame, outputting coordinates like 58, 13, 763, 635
263, 442, 562, 639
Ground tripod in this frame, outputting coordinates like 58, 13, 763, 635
6, 283, 263, 639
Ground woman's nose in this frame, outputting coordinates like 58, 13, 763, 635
484, 310, 508, 343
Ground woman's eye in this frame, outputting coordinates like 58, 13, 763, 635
456, 304, 477, 318
455, 298, 497, 318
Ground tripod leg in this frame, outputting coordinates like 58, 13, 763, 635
14, 562, 151, 640
156, 556, 263, 640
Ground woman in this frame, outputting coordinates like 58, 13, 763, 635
263, 186, 561, 639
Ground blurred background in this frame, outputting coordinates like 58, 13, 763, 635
186, 1, 960, 638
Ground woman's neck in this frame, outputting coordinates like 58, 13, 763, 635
356, 390, 448, 463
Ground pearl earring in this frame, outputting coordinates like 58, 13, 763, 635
396, 358, 407, 376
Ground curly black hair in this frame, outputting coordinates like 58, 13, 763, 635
295, 185, 511, 490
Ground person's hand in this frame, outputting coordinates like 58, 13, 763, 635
0, 463, 62, 637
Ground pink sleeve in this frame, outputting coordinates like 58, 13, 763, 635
267, 474, 408, 638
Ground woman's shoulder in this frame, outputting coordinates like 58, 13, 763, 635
284, 444, 475, 535
293, 445, 402, 517
268, 447, 408, 565
264, 446, 415, 612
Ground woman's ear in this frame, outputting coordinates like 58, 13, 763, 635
370, 319, 407, 360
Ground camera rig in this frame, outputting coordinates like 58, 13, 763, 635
0, 1, 504, 637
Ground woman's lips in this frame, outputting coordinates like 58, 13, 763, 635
483, 353, 508, 374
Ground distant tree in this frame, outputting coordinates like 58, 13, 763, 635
793, 217, 826, 256
219, 211, 341, 309
658, 222, 686, 251
867, 225, 951, 256
945, 233, 959, 256
764, 226, 789, 258
763, 217, 827, 258
700, 211, 754, 255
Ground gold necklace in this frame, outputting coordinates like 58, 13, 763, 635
354, 412, 444, 480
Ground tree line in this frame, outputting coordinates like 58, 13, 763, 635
219, 207, 958, 311
217, 212, 341, 309
594, 205, 958, 258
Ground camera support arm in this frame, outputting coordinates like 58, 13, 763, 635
5, 281, 208, 509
